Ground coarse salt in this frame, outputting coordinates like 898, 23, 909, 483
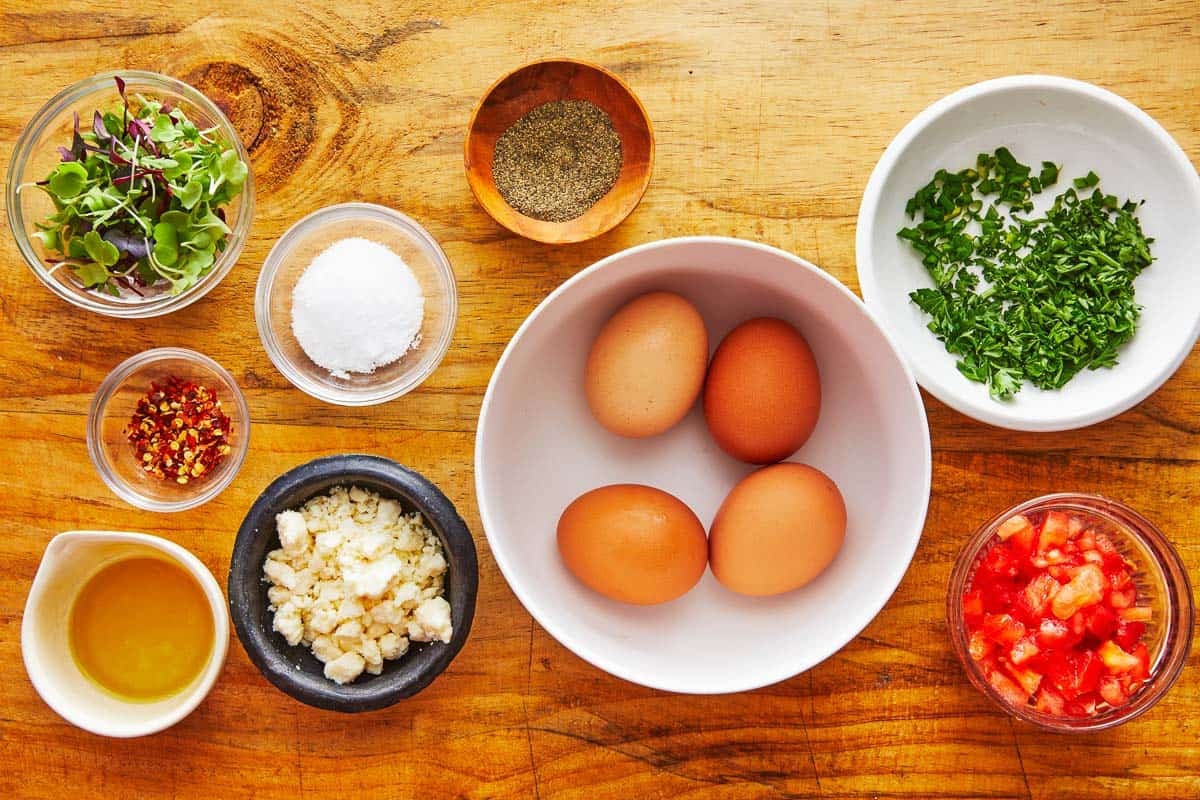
291, 237, 424, 378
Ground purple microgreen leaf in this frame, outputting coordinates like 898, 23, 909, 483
114, 76, 126, 100
57, 146, 77, 162
70, 111, 86, 160
92, 110, 113, 144
126, 118, 160, 156
102, 228, 151, 261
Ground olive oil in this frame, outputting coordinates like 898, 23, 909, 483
69, 556, 214, 702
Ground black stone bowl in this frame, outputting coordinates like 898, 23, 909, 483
228, 454, 478, 712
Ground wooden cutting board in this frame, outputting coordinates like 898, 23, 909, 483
0, 1, 1197, 797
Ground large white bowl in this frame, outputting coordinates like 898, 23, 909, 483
476, 237, 931, 693
858, 75, 1200, 432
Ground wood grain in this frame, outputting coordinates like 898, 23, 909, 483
1, 1, 1198, 797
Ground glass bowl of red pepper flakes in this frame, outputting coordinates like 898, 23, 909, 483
948, 494, 1192, 732
87, 347, 250, 512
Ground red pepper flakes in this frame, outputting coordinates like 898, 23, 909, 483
124, 376, 233, 485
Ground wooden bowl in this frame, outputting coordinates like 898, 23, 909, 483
465, 59, 654, 244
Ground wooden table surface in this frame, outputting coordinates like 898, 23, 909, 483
2, 1, 1198, 797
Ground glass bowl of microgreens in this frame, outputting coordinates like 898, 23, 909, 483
7, 71, 253, 318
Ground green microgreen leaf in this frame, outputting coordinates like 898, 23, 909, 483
178, 179, 203, 210
82, 230, 120, 267
218, 149, 248, 188
152, 221, 179, 266
150, 113, 183, 143
74, 260, 112, 289
48, 161, 89, 198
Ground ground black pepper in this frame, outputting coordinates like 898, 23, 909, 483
492, 100, 623, 222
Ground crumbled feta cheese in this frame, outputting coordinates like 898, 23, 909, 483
276, 510, 310, 555
324, 651, 366, 685
378, 632, 409, 660
262, 485, 453, 684
273, 602, 304, 646
344, 553, 402, 598
410, 596, 452, 643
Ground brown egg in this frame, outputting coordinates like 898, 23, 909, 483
709, 463, 846, 597
703, 317, 821, 464
557, 484, 709, 605
585, 292, 708, 438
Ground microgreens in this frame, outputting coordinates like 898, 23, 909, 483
23, 77, 247, 297
898, 148, 1153, 400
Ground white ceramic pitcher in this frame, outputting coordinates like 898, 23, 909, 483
21, 531, 229, 737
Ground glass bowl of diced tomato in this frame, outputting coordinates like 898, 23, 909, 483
948, 493, 1192, 732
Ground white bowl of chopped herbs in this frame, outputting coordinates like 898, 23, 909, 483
7, 71, 253, 318
857, 75, 1200, 432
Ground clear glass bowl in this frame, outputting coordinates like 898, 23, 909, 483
255, 203, 457, 406
6, 71, 254, 318
948, 493, 1193, 732
87, 348, 250, 512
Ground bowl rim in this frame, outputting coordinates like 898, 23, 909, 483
227, 453, 478, 712
5, 69, 255, 319
21, 530, 230, 738
463, 57, 655, 244
855, 73, 1200, 432
474, 234, 933, 693
946, 492, 1195, 732
254, 202, 458, 406
86, 346, 250, 512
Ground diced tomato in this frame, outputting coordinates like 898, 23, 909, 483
1005, 661, 1043, 695
1036, 617, 1075, 648
1118, 605, 1152, 623
980, 543, 1021, 581
1009, 636, 1041, 667
1094, 532, 1119, 554
1022, 574, 1060, 618
988, 669, 1030, 707
1098, 640, 1141, 673
1083, 605, 1118, 641
1113, 619, 1147, 651
1108, 568, 1133, 592
964, 510, 1151, 720
1067, 515, 1085, 539
998, 514, 1033, 542
1035, 685, 1067, 716
1047, 563, 1074, 582
1010, 523, 1040, 563
1076, 529, 1096, 551
1130, 643, 1150, 681
1099, 675, 1128, 707
1066, 692, 1099, 717
1046, 649, 1101, 699
982, 613, 1026, 646
1050, 564, 1106, 619
1108, 588, 1136, 609
968, 630, 992, 661
1093, 534, 1129, 570
1040, 511, 1071, 551
962, 589, 986, 624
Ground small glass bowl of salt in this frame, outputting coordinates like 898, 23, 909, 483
255, 203, 458, 406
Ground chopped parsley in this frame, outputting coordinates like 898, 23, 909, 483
898, 147, 1154, 400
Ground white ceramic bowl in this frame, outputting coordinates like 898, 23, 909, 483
476, 236, 931, 693
22, 532, 229, 737
857, 75, 1200, 431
